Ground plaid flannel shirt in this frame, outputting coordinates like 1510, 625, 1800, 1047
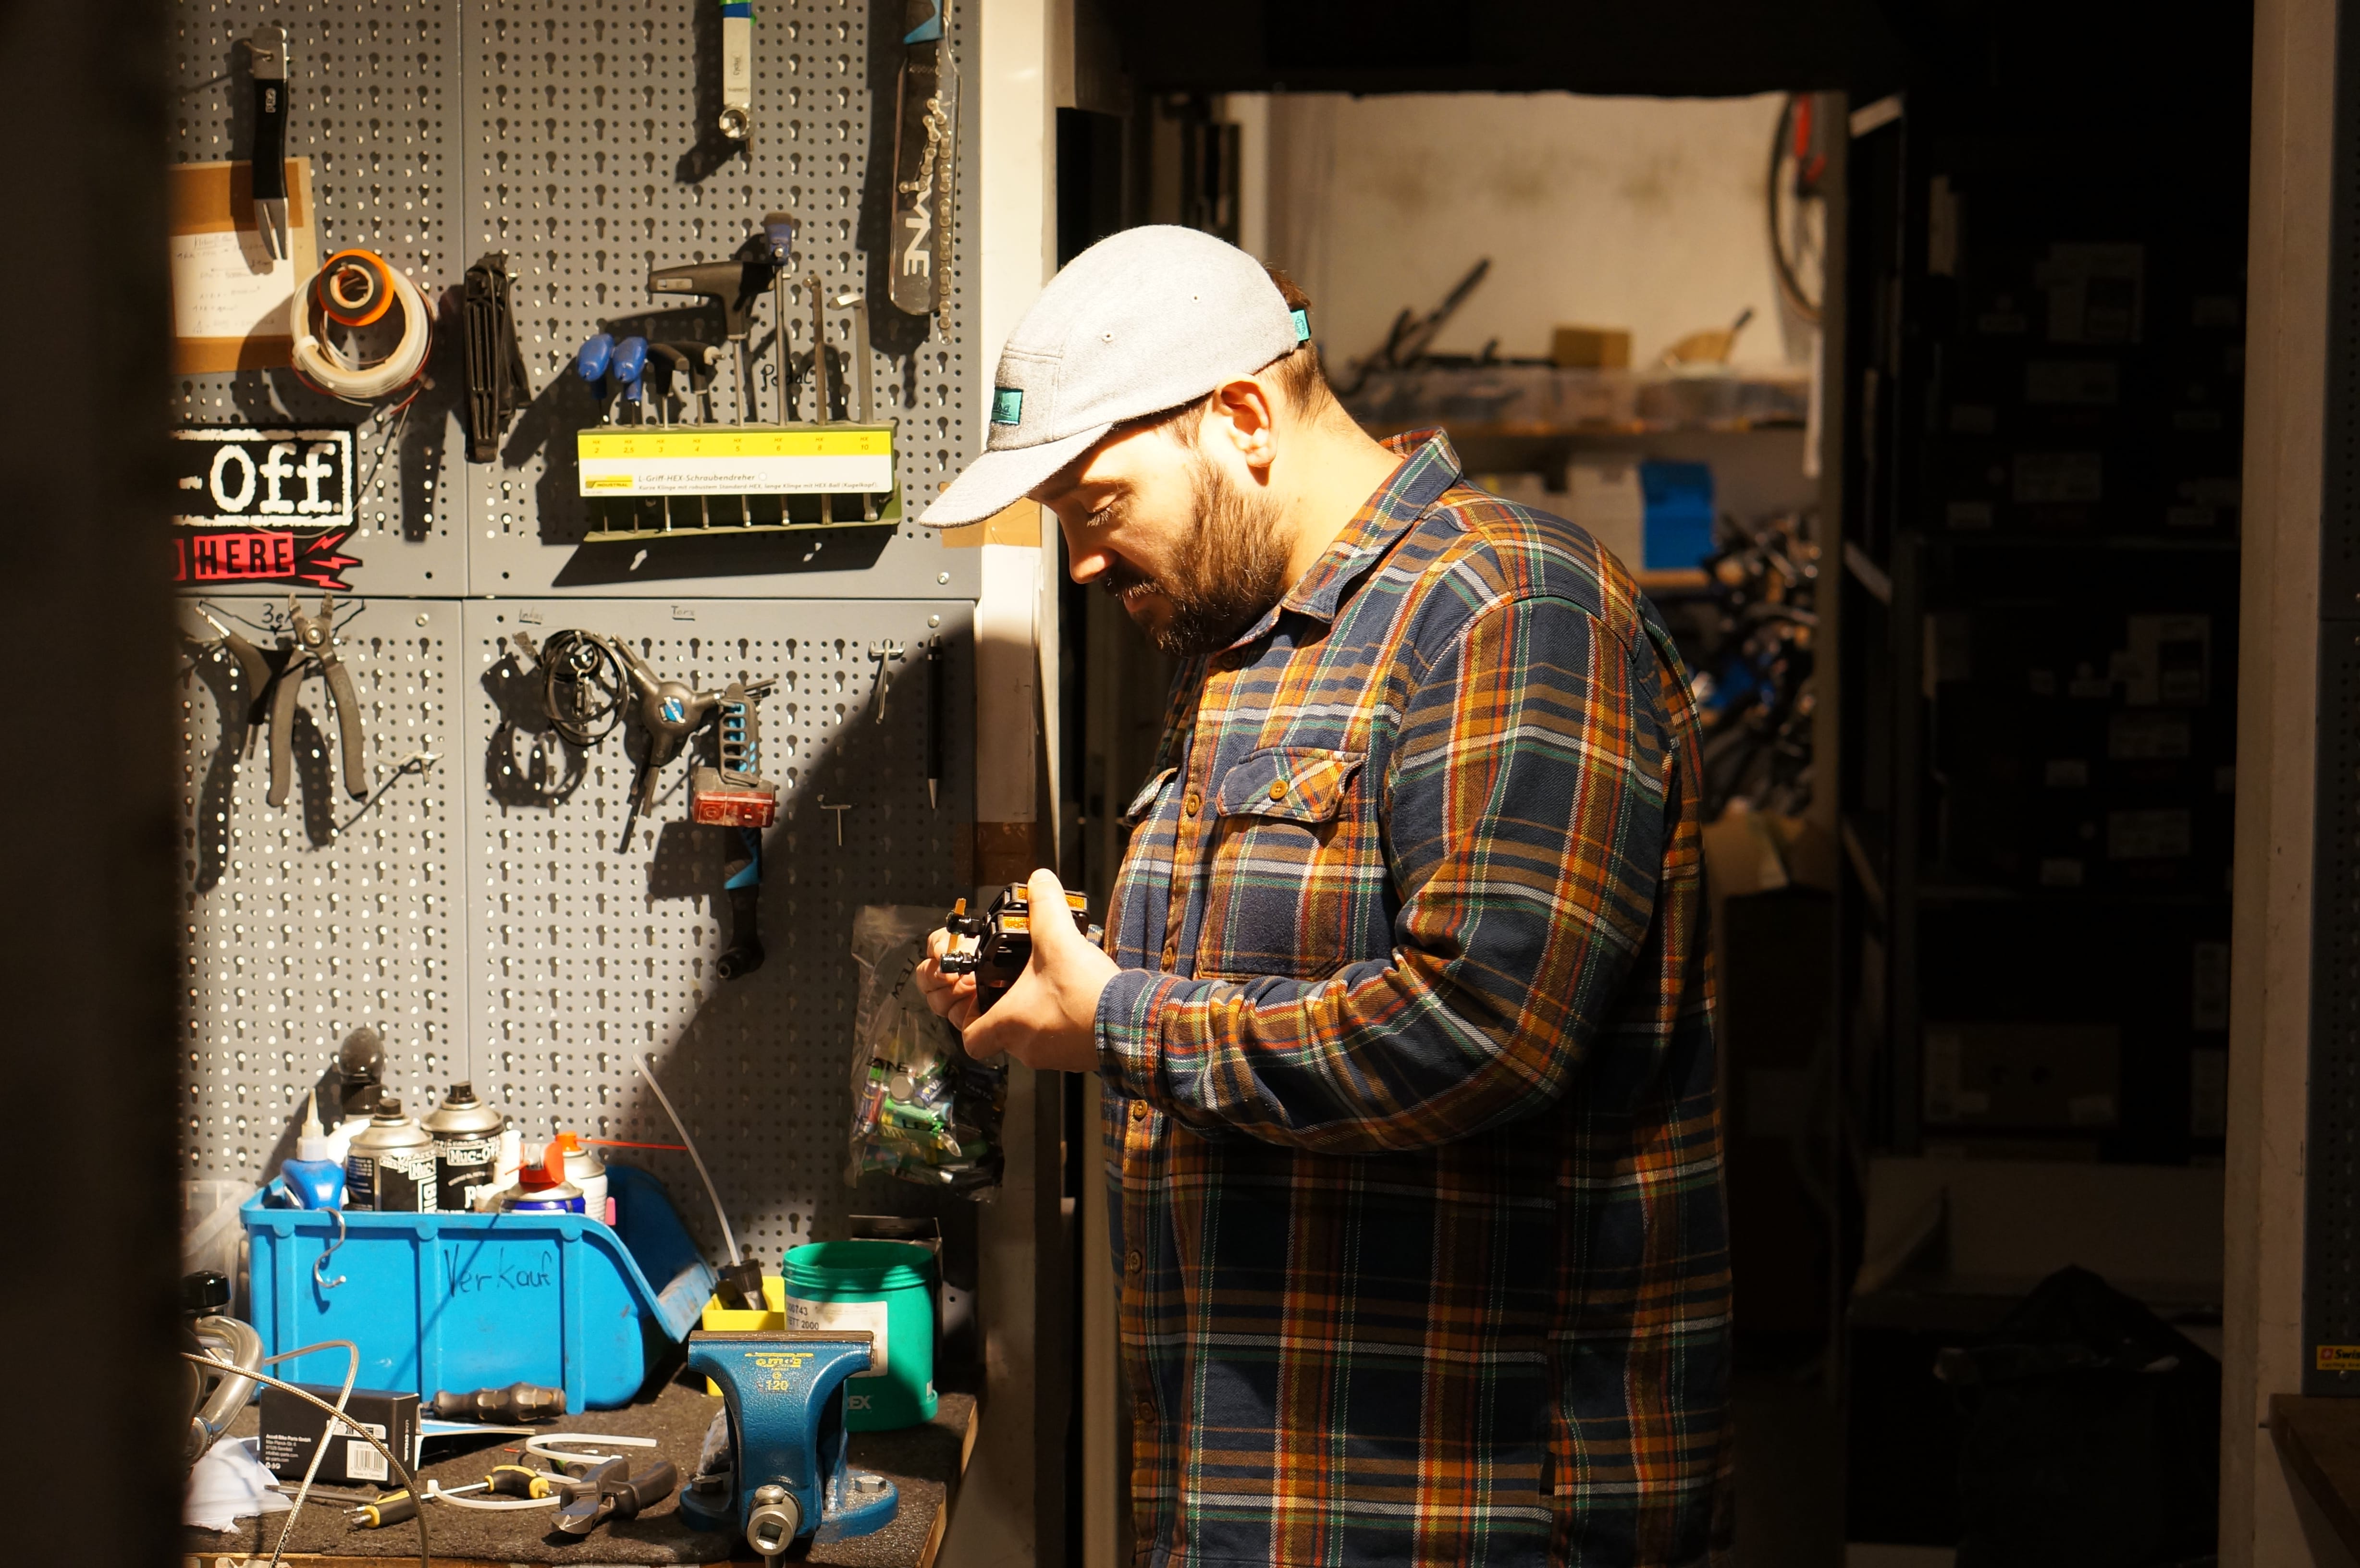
1096, 431, 1731, 1567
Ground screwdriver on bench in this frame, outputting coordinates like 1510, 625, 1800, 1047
486, 1462, 565, 1499
346, 1479, 488, 1527
346, 1460, 563, 1527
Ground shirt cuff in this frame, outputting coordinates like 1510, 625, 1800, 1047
1095, 966, 1178, 1103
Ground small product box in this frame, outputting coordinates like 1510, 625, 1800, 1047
258, 1383, 420, 1485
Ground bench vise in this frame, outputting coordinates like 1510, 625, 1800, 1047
678, 1329, 899, 1558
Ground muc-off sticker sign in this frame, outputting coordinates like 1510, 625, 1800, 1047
171, 427, 362, 591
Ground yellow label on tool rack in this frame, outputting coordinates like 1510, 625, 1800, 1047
576, 423, 895, 497
2319, 1345, 2360, 1372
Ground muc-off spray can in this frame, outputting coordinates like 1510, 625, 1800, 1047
344, 1098, 437, 1213
422, 1083, 504, 1212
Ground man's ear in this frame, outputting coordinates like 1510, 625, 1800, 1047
1209, 376, 1278, 469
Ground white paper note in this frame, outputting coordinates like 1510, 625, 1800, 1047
171, 228, 297, 341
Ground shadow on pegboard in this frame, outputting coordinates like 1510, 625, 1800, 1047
185, 643, 252, 896
674, 0, 746, 188
649, 818, 728, 901
500, 357, 598, 549
204, 358, 459, 552
568, 623, 975, 1265
480, 641, 590, 807
551, 525, 898, 587
395, 313, 464, 545
287, 704, 338, 847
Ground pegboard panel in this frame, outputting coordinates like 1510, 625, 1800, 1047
458, 0, 983, 599
171, 0, 994, 1253
2311, 625, 2360, 1389
460, 598, 973, 1259
2309, 0, 2360, 1394
177, 596, 467, 1179
170, 1, 467, 596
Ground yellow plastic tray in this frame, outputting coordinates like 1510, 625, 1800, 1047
699, 1275, 785, 1395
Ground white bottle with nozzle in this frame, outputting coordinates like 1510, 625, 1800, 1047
282, 1090, 346, 1210
476, 1117, 524, 1213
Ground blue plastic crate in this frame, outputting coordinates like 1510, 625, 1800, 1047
1639, 459, 1717, 570
241, 1163, 716, 1412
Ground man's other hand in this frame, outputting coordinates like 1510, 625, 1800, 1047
915, 869, 1116, 1074
916, 923, 981, 1029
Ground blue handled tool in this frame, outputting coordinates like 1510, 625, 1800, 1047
576, 332, 614, 383
576, 333, 617, 421
611, 336, 649, 421
678, 1331, 897, 1559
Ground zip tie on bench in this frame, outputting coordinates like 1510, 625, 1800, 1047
527, 1430, 661, 1467
425, 1480, 562, 1511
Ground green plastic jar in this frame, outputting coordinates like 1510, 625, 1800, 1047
783, 1240, 937, 1430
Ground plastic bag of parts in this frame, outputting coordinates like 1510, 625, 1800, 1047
847, 904, 1006, 1196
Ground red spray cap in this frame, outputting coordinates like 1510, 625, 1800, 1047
519, 1142, 568, 1189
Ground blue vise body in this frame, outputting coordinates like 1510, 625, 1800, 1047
679, 1329, 899, 1548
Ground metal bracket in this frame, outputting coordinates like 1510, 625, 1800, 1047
867, 640, 906, 723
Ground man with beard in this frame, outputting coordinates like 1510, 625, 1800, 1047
914, 227, 1730, 1568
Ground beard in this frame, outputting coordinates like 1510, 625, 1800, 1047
1104, 448, 1292, 658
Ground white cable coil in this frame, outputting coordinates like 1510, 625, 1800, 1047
425, 1480, 560, 1511
527, 1430, 660, 1466
289, 249, 433, 401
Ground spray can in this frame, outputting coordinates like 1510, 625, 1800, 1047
552, 1131, 610, 1224
335, 1026, 385, 1124
281, 1090, 346, 1210
476, 1117, 524, 1213
498, 1143, 587, 1213
422, 1083, 504, 1213
344, 1098, 437, 1213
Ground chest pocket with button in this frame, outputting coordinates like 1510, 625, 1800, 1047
1198, 747, 1371, 981
1120, 766, 1179, 829
1106, 767, 1180, 962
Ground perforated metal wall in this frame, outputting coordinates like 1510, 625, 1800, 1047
461, 598, 972, 1255
170, 0, 466, 596
169, 0, 979, 600
460, 0, 980, 600
178, 595, 466, 1174
172, 0, 988, 1252
2309, 0, 2360, 1395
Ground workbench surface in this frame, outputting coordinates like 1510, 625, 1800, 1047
185, 1378, 975, 1566
2272, 1393, 2360, 1560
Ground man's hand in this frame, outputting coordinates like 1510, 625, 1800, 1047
913, 869, 1117, 1074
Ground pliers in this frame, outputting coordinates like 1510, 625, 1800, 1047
551, 1455, 680, 1535
201, 598, 367, 807
269, 595, 367, 806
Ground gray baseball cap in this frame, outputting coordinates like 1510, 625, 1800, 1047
917, 225, 1309, 527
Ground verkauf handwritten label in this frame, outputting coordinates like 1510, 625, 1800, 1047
443, 1246, 558, 1295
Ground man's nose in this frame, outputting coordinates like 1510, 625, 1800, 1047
1061, 528, 1114, 585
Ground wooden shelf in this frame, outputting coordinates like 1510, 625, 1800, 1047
1364, 417, 1807, 442
1635, 568, 1710, 594
1914, 531, 2240, 552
